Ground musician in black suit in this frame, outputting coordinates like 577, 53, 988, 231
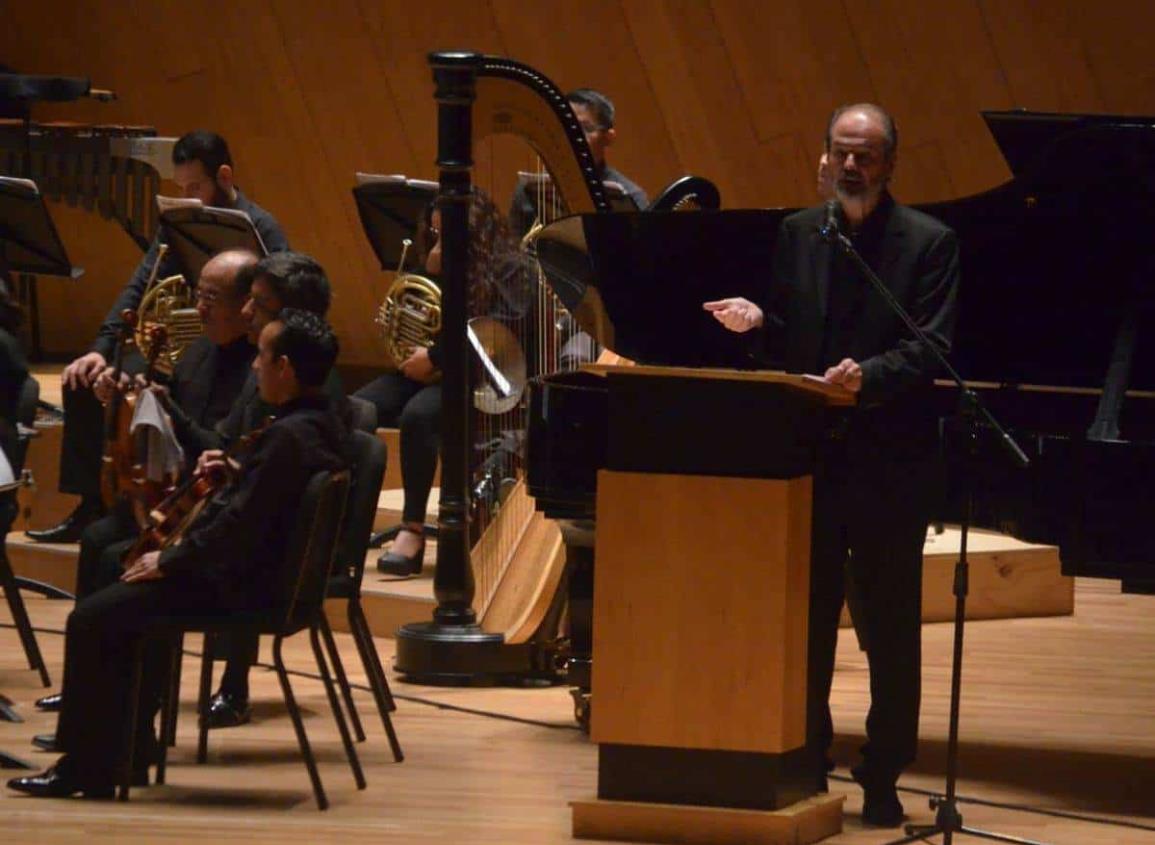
29, 250, 259, 721
7, 309, 347, 799
705, 103, 959, 827
29, 130, 289, 544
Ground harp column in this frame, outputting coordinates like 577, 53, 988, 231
394, 51, 506, 682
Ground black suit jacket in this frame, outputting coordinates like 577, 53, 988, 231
765, 193, 960, 460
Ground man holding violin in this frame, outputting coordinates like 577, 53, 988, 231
8, 308, 347, 799
28, 130, 288, 545
29, 249, 260, 722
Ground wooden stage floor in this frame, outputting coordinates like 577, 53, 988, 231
2, 580, 1153, 844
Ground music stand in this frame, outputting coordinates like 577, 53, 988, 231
0, 176, 83, 358
351, 174, 440, 549
517, 170, 638, 216
352, 173, 438, 271
156, 196, 269, 283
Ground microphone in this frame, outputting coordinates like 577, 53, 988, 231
820, 199, 840, 241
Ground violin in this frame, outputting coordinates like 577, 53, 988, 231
99, 311, 178, 525
121, 418, 273, 569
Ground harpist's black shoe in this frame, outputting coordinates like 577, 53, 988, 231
7, 759, 114, 799
26, 500, 102, 544
377, 542, 425, 577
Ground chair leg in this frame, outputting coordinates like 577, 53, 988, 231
165, 633, 183, 748
0, 548, 51, 687
350, 600, 395, 711
118, 640, 146, 802
196, 633, 215, 765
310, 625, 366, 790
156, 637, 182, 785
317, 613, 365, 742
272, 635, 328, 810
349, 601, 403, 762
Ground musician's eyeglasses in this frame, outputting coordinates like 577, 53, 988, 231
579, 121, 609, 136
194, 289, 221, 306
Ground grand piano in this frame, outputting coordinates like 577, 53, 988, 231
526, 110, 1155, 699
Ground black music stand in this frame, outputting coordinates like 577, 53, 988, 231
353, 173, 438, 270
0, 176, 82, 358
351, 174, 441, 550
818, 216, 1045, 845
156, 196, 269, 283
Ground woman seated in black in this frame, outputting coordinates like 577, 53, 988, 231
356, 189, 520, 575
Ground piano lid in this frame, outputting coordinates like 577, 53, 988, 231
538, 110, 1155, 391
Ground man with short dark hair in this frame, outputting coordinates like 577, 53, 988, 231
8, 309, 347, 799
29, 130, 289, 544
508, 87, 648, 237
705, 103, 959, 827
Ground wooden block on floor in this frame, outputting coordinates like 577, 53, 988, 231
571, 794, 844, 845
839, 527, 1073, 628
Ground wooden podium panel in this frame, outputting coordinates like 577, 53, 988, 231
591, 470, 812, 754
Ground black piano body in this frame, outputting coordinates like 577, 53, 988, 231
526, 109, 1155, 657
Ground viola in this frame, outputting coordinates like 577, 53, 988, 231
99, 311, 177, 525
121, 418, 272, 569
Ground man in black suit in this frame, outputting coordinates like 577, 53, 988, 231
705, 103, 959, 827
29, 130, 289, 544
8, 309, 347, 799
28, 249, 260, 722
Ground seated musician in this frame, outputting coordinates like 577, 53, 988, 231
180, 251, 340, 729
705, 103, 959, 827
508, 87, 649, 238
29, 249, 259, 720
29, 130, 289, 544
7, 308, 347, 799
355, 190, 516, 576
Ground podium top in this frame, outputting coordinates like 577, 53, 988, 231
581, 364, 857, 406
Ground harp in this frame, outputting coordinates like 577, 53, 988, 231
394, 53, 612, 683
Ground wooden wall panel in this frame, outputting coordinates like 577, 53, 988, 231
3, 0, 1155, 367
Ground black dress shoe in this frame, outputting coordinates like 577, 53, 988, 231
204, 692, 251, 729
26, 501, 103, 544
35, 693, 63, 712
7, 760, 114, 799
32, 733, 59, 752
852, 765, 905, 827
377, 541, 425, 577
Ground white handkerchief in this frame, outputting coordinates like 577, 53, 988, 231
130, 387, 185, 482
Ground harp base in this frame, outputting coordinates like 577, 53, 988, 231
394, 621, 562, 686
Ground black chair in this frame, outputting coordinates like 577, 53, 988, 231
0, 375, 50, 687
123, 470, 363, 810
316, 430, 403, 761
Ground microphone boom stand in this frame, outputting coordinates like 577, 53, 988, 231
821, 218, 1046, 845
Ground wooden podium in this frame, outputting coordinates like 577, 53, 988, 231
572, 366, 853, 845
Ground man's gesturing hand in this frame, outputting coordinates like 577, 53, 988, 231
702, 298, 764, 333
